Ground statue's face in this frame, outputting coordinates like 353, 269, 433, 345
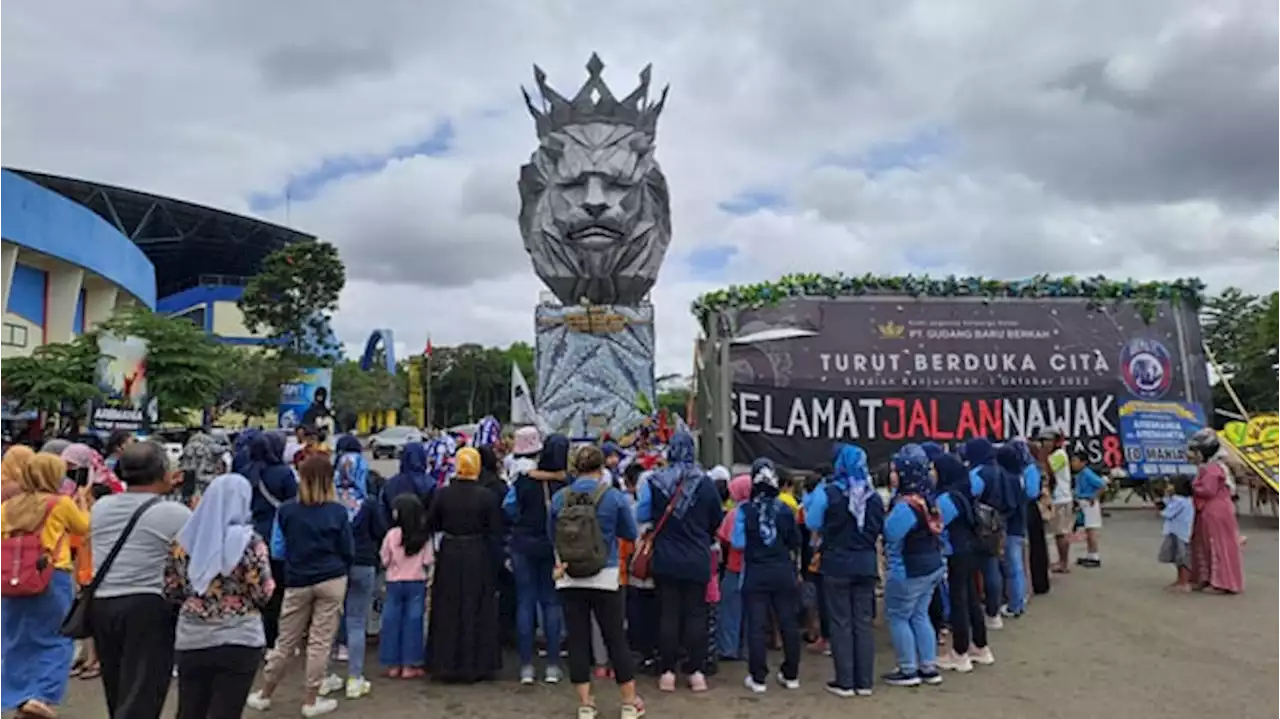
519, 122, 671, 306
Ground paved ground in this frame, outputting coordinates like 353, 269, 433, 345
59, 488, 1278, 719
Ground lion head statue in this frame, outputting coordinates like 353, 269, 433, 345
517, 55, 672, 306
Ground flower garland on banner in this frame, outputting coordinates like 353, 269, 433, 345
690, 273, 1205, 328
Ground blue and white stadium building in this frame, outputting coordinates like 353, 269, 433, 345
1, 168, 315, 362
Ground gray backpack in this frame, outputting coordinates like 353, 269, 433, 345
554, 484, 610, 578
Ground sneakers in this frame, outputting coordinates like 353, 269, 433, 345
318, 674, 345, 697
345, 676, 371, 699
855, 688, 873, 697
688, 671, 708, 692
544, 665, 563, 684
937, 651, 974, 673
881, 669, 922, 687
245, 691, 272, 711
776, 671, 800, 690
620, 697, 646, 719
825, 681, 856, 698
658, 672, 676, 692
335, 645, 349, 662
918, 668, 944, 685
301, 697, 338, 717
744, 675, 768, 694
576, 706, 598, 719
519, 665, 536, 686
985, 614, 1004, 630
969, 646, 996, 666
1000, 605, 1023, 619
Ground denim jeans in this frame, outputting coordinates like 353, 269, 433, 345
380, 580, 426, 668
716, 570, 744, 659
823, 575, 875, 691
339, 565, 377, 677
512, 552, 562, 667
981, 554, 1003, 618
1001, 535, 1027, 614
884, 567, 944, 674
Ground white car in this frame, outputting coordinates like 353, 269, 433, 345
369, 426, 424, 459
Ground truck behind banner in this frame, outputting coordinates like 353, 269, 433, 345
727, 297, 1210, 471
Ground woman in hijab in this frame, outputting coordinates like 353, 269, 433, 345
425, 447, 504, 682
994, 444, 1029, 618
802, 443, 884, 697
164, 474, 275, 718
476, 446, 506, 503
715, 473, 753, 662
232, 429, 262, 475
60, 444, 124, 494
179, 433, 229, 504
1, 453, 91, 718
1, 445, 35, 502
730, 458, 802, 693
245, 432, 298, 648
381, 442, 434, 519
881, 444, 945, 687
931, 453, 994, 673
1010, 437, 1051, 596
39, 439, 71, 458
331, 436, 384, 694
1187, 429, 1245, 594
634, 431, 724, 693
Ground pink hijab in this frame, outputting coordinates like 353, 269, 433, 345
61, 443, 124, 493
716, 475, 754, 544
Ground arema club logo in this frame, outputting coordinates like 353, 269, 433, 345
1119, 338, 1174, 400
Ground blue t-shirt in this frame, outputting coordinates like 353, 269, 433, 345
1074, 467, 1106, 501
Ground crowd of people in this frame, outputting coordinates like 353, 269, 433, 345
0, 417, 1249, 719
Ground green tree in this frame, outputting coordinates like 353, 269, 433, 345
657, 388, 690, 418
237, 240, 346, 363
1203, 288, 1279, 414
332, 360, 404, 417
215, 348, 303, 418
420, 342, 539, 428
2, 336, 101, 415
99, 306, 229, 423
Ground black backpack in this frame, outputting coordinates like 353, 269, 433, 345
554, 484, 611, 578
972, 498, 1006, 557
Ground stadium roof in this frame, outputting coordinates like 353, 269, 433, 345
9, 168, 314, 298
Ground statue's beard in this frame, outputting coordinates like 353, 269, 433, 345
544, 216, 657, 277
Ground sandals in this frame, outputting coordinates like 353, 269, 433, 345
17, 699, 57, 718
78, 664, 101, 680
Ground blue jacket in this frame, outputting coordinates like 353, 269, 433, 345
731, 495, 801, 591
883, 500, 943, 581
350, 496, 388, 567
246, 432, 298, 545
803, 480, 884, 579
548, 477, 639, 569
271, 500, 355, 588
382, 443, 435, 520
937, 491, 978, 556
635, 434, 724, 584
994, 445, 1029, 537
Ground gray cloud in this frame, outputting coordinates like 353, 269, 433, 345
258, 43, 396, 91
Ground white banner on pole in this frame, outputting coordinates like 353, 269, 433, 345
511, 362, 541, 427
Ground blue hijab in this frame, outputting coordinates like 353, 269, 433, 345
834, 443, 875, 531
893, 443, 934, 502
335, 452, 370, 521
934, 453, 971, 498
335, 434, 363, 456
232, 428, 262, 474
649, 431, 703, 520
397, 442, 432, 494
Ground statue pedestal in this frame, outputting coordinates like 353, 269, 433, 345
534, 302, 656, 438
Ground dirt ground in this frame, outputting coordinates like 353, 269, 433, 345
58, 505, 1278, 719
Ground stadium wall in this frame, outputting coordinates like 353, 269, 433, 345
1, 170, 156, 358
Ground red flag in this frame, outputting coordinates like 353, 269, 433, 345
424, 337, 433, 358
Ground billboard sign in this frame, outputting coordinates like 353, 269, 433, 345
90, 333, 154, 432
278, 368, 333, 430
1117, 400, 1206, 478
726, 297, 1210, 471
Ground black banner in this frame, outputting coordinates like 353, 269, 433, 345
724, 297, 1211, 473
733, 384, 1126, 474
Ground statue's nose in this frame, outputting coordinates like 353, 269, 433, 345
581, 176, 609, 218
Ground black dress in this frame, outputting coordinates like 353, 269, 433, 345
425, 480, 504, 682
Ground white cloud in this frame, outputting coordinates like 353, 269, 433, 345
3, 0, 1275, 383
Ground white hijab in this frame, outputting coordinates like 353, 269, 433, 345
178, 473, 256, 595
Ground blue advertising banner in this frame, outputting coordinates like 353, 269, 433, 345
279, 368, 333, 430
1118, 400, 1206, 478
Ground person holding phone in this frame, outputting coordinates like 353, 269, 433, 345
60, 444, 124, 495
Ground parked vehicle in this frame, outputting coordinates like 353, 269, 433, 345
370, 426, 424, 459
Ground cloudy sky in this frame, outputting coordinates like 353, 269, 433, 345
4, 0, 1276, 375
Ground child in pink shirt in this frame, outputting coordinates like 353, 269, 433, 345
379, 494, 433, 678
